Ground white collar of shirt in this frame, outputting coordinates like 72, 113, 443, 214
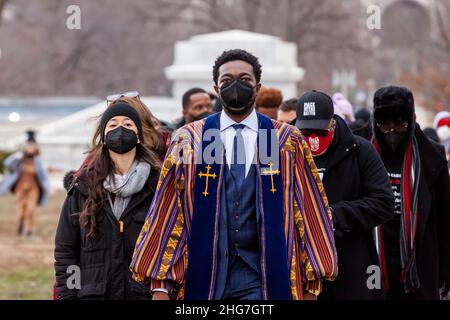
220, 109, 259, 133
219, 110, 258, 176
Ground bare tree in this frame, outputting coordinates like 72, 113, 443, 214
137, 0, 364, 55
396, 0, 450, 111
435, 0, 450, 62
0, 0, 369, 96
132, 0, 368, 93
0, 0, 8, 25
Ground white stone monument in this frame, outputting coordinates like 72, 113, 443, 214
166, 29, 304, 100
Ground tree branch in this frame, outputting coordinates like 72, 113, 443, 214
0, 0, 8, 26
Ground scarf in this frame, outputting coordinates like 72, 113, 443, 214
374, 137, 421, 292
103, 160, 151, 220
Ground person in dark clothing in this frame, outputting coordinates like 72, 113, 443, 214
350, 108, 373, 142
173, 88, 213, 129
295, 90, 395, 300
372, 86, 450, 300
54, 102, 160, 300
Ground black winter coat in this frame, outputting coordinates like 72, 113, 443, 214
317, 116, 395, 300
408, 127, 450, 299
411, 128, 450, 299
54, 169, 158, 300
373, 105, 450, 299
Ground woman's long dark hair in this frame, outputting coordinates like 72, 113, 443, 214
79, 127, 161, 238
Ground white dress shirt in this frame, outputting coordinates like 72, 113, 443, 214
220, 109, 258, 177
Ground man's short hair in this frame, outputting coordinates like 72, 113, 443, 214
182, 88, 208, 110
279, 98, 298, 112
212, 49, 262, 85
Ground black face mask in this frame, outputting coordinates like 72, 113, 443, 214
104, 126, 138, 154
220, 80, 256, 115
383, 131, 407, 152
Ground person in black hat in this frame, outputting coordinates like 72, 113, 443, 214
372, 86, 450, 300
26, 130, 37, 143
296, 90, 395, 300
54, 102, 161, 299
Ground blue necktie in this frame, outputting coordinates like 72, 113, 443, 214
230, 124, 246, 190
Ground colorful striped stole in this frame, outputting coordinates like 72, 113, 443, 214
129, 112, 337, 300
185, 112, 291, 300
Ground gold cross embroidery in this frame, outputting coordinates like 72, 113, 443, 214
198, 165, 217, 197
262, 162, 280, 194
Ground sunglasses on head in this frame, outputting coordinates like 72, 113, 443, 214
106, 91, 140, 103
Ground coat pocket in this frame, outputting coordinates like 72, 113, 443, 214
80, 215, 108, 253
78, 265, 107, 299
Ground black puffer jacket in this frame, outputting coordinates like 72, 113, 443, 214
315, 116, 395, 300
54, 168, 158, 300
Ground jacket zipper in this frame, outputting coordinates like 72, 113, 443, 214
118, 219, 126, 297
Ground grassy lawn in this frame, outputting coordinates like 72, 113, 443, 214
0, 267, 54, 300
0, 191, 66, 300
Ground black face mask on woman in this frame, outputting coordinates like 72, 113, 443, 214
220, 80, 256, 115
104, 126, 138, 154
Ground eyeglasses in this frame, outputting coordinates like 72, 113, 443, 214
376, 120, 408, 134
106, 91, 140, 103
